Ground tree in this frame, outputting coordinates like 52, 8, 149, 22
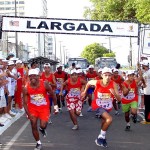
103, 52, 116, 57
81, 43, 109, 64
84, 0, 150, 24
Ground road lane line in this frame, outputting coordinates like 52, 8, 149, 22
3, 120, 30, 150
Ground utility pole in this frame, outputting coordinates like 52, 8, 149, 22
63, 46, 66, 64
54, 34, 57, 61
129, 37, 132, 67
15, 0, 18, 57
59, 41, 62, 63
108, 37, 111, 53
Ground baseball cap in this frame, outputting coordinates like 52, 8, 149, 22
16, 60, 22, 64
44, 63, 51, 67
76, 69, 82, 74
98, 68, 102, 73
8, 53, 15, 57
57, 64, 63, 68
127, 70, 135, 75
102, 67, 112, 74
141, 60, 149, 66
2, 59, 9, 62
8, 61, 15, 66
10, 57, 19, 61
89, 65, 94, 69
71, 69, 77, 74
113, 68, 119, 72
28, 69, 39, 76
76, 64, 81, 69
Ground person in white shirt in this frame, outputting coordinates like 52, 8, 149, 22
140, 60, 150, 124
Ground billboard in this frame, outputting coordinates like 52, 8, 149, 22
2, 16, 139, 37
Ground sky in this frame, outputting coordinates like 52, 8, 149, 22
47, 0, 139, 66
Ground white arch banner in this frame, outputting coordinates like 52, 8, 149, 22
2, 16, 139, 37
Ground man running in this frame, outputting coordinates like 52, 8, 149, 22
23, 69, 58, 150
81, 67, 122, 147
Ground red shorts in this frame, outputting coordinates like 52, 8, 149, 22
28, 107, 50, 122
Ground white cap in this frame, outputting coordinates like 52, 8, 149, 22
98, 68, 102, 73
2, 59, 9, 62
76, 69, 82, 74
44, 63, 51, 67
113, 68, 119, 72
8, 61, 15, 66
89, 65, 94, 69
9, 57, 19, 61
70, 69, 77, 74
141, 60, 149, 66
16, 60, 22, 64
57, 64, 63, 68
102, 67, 112, 74
28, 69, 39, 76
76, 64, 81, 69
127, 70, 135, 75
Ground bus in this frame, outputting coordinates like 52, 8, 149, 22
67, 57, 90, 69
95, 57, 117, 69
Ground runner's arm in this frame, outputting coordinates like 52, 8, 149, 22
59, 80, 68, 95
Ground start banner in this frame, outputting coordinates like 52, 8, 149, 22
2, 16, 139, 37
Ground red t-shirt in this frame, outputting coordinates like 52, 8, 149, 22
26, 79, 50, 110
86, 71, 97, 80
122, 80, 138, 104
92, 80, 114, 111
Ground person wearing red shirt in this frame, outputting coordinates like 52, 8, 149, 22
60, 69, 86, 130
111, 68, 124, 115
81, 67, 123, 148
41, 63, 57, 123
95, 68, 103, 80
85, 65, 98, 112
23, 69, 58, 150
54, 65, 68, 110
14, 60, 24, 112
122, 70, 142, 131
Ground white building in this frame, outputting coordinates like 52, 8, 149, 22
0, 0, 54, 60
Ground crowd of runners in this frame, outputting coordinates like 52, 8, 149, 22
0, 53, 150, 150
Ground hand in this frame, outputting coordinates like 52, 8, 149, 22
81, 91, 86, 100
59, 91, 63, 96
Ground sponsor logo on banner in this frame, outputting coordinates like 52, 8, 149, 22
9, 20, 19, 27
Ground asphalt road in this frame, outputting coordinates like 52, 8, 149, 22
0, 104, 149, 150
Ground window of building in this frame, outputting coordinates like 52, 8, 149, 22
5, 7, 11, 10
19, 1, 24, 4
0, 2, 4, 5
5, 1, 11, 5
0, 7, 4, 10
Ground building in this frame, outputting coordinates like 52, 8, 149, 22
0, 0, 54, 60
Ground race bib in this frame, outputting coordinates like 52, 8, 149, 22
68, 88, 81, 98
123, 89, 135, 100
56, 78, 63, 89
96, 92, 113, 110
30, 94, 47, 106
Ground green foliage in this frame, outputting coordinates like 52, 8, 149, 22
81, 43, 109, 64
84, 0, 150, 23
103, 52, 116, 57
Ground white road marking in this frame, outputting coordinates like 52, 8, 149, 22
3, 120, 29, 150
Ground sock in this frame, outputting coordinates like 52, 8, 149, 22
127, 122, 130, 126
98, 130, 106, 139
37, 140, 41, 144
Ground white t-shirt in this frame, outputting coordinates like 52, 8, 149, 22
143, 69, 150, 95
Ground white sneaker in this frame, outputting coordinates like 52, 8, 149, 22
0, 116, 8, 123
3, 113, 12, 119
9, 110, 16, 116
79, 112, 83, 117
72, 125, 78, 130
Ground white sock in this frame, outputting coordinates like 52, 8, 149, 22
98, 130, 106, 139
127, 122, 130, 126
37, 140, 41, 144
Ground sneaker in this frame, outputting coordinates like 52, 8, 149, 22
0, 123, 4, 127
140, 120, 150, 124
34, 143, 42, 150
125, 125, 130, 131
39, 127, 47, 137
115, 111, 119, 115
3, 113, 12, 120
79, 112, 83, 117
48, 118, 52, 124
9, 110, 17, 116
72, 125, 78, 130
131, 115, 137, 123
95, 138, 107, 147
87, 106, 92, 112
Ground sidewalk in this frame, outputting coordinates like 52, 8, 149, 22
0, 111, 25, 135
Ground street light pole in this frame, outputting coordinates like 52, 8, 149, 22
54, 34, 57, 61
59, 41, 62, 63
63, 46, 66, 64
14, 0, 18, 57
